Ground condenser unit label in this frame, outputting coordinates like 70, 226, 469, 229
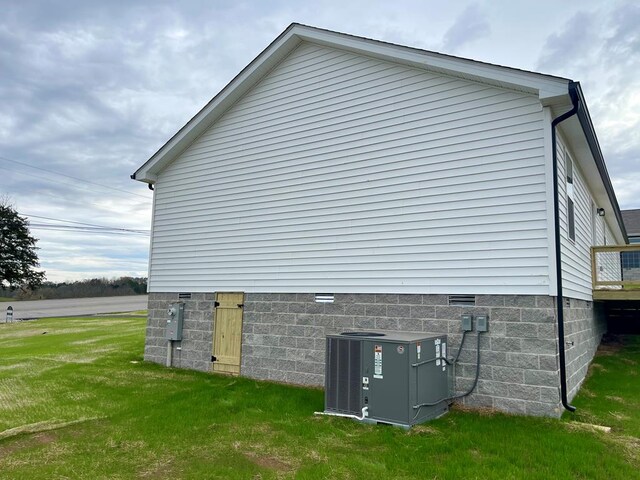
442, 342, 447, 371
417, 342, 421, 360
374, 344, 383, 379
435, 338, 441, 366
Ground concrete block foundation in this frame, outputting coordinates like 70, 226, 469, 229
144, 292, 605, 417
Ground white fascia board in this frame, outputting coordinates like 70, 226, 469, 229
294, 26, 570, 100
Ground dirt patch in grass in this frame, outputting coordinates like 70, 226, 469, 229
244, 452, 293, 472
137, 456, 175, 479
469, 448, 483, 459
34, 431, 57, 446
407, 424, 439, 435
591, 363, 608, 372
451, 404, 497, 416
611, 435, 640, 465
608, 411, 631, 422
605, 395, 626, 403
0, 430, 58, 459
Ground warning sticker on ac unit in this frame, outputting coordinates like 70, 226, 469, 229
374, 344, 383, 379
442, 341, 447, 371
435, 338, 441, 366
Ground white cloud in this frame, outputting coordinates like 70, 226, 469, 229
536, 2, 640, 208
441, 3, 491, 53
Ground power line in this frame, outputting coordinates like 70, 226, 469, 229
29, 222, 149, 234
6, 166, 141, 203
4, 181, 149, 212
20, 213, 149, 233
29, 223, 150, 236
0, 154, 150, 199
20, 213, 150, 236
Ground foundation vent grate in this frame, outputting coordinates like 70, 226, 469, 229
448, 295, 476, 306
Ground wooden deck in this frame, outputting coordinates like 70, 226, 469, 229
592, 245, 640, 301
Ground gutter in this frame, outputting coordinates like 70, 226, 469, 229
551, 81, 579, 413
130, 173, 154, 191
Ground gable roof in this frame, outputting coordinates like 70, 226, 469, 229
622, 209, 640, 237
131, 23, 626, 243
131, 23, 571, 183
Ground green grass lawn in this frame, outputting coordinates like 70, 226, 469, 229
0, 316, 638, 479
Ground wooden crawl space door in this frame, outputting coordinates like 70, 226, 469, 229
212, 292, 244, 375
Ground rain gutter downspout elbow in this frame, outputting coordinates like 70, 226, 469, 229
551, 81, 580, 413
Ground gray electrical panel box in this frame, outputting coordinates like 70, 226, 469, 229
324, 332, 450, 427
476, 315, 488, 332
461, 314, 473, 331
166, 302, 185, 341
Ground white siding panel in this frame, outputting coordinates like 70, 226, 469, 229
557, 134, 601, 300
149, 43, 549, 294
605, 222, 615, 246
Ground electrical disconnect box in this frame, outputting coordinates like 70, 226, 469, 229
166, 302, 185, 341
324, 332, 450, 427
476, 315, 488, 332
461, 314, 473, 331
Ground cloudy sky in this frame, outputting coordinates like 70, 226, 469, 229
1, 0, 638, 283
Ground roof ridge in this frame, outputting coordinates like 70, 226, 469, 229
287, 22, 572, 84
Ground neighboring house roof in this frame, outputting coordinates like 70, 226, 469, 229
622, 209, 640, 237
131, 22, 627, 242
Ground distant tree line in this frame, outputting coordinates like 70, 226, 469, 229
3, 277, 148, 300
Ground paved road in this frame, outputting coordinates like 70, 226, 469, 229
1, 295, 149, 321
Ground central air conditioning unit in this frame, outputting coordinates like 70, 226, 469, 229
323, 331, 450, 428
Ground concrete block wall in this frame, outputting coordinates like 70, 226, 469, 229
563, 298, 606, 401
240, 293, 563, 417
145, 293, 216, 372
144, 292, 601, 417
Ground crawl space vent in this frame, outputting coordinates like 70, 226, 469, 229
315, 293, 335, 303
448, 295, 476, 306
178, 293, 192, 300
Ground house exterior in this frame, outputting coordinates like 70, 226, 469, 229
621, 209, 640, 244
621, 209, 640, 281
132, 24, 627, 417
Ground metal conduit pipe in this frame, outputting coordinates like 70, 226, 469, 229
551, 81, 580, 412
166, 340, 173, 367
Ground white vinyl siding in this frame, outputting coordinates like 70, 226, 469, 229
593, 206, 606, 247
604, 222, 616, 247
565, 153, 576, 242
557, 134, 601, 299
149, 42, 549, 294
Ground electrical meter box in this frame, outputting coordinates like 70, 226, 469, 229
324, 332, 450, 427
166, 302, 185, 341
